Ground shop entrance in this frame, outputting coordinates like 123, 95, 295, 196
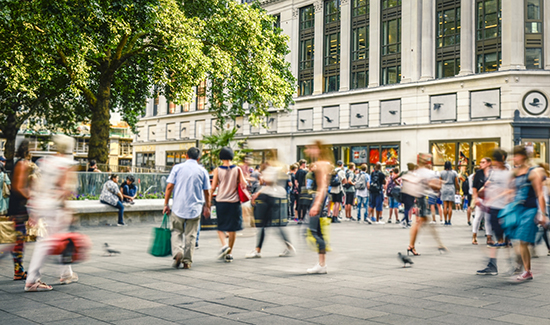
430, 139, 500, 175
522, 139, 548, 165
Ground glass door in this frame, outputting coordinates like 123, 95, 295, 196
523, 139, 548, 165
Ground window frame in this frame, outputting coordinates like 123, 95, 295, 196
298, 5, 315, 97
436, 0, 461, 79
323, 0, 341, 93
380, 0, 401, 85
351, 0, 370, 90
475, 0, 502, 73
524, 0, 544, 69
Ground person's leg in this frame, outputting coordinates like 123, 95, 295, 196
11, 219, 27, 278
116, 201, 125, 225
376, 194, 383, 221
472, 206, 483, 244
356, 196, 363, 221
309, 215, 326, 261
519, 241, 531, 272
484, 210, 493, 244
25, 236, 53, 285
217, 231, 227, 247
170, 212, 185, 259
430, 204, 436, 222
254, 194, 271, 252
364, 197, 369, 221
183, 216, 200, 265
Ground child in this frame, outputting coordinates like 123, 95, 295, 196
454, 193, 462, 211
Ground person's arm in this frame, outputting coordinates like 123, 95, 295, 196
309, 162, 329, 217
210, 168, 219, 196
238, 168, 248, 187
454, 175, 459, 193
530, 168, 549, 225
11, 160, 30, 199
163, 183, 174, 215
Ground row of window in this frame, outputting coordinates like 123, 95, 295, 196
147, 81, 207, 117
298, 0, 544, 96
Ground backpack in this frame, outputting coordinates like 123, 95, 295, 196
390, 186, 402, 202
369, 171, 383, 193
355, 173, 366, 190
343, 170, 355, 189
330, 169, 341, 187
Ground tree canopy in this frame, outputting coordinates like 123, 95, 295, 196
0, 0, 295, 164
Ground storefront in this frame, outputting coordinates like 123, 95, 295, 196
134, 144, 156, 168
430, 139, 500, 175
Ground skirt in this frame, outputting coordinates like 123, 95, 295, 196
440, 186, 455, 202
216, 201, 243, 232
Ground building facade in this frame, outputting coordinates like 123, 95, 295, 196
135, 0, 550, 173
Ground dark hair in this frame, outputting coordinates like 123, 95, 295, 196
444, 161, 452, 170
126, 175, 135, 183
491, 149, 505, 163
299, 159, 307, 166
16, 139, 30, 159
375, 162, 381, 170
513, 145, 528, 158
187, 147, 200, 160
361, 165, 367, 172
219, 147, 234, 161
89, 159, 97, 167
393, 168, 399, 174
109, 174, 118, 180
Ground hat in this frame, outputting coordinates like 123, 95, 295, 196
336, 160, 343, 166
0, 156, 5, 161
219, 147, 234, 161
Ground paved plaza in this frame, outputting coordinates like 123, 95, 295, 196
1, 211, 550, 324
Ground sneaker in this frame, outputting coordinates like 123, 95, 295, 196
217, 246, 230, 260
515, 271, 533, 282
195, 242, 199, 249
371, 217, 376, 222
547, 250, 550, 256
224, 254, 234, 263
25, 281, 53, 292
377, 220, 386, 225
60, 272, 79, 285
468, 221, 472, 226
365, 218, 373, 224
306, 263, 327, 274
117, 223, 127, 227
448, 222, 452, 226
440, 221, 445, 225
245, 250, 261, 259
387, 219, 392, 224
279, 243, 296, 257
476, 267, 498, 276
429, 221, 436, 224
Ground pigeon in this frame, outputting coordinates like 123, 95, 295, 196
389, 110, 397, 115
323, 116, 334, 123
484, 102, 495, 108
236, 124, 241, 128
356, 113, 364, 118
103, 243, 121, 256
398, 252, 413, 268
433, 103, 443, 110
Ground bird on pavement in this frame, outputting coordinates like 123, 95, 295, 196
103, 243, 121, 256
398, 252, 413, 268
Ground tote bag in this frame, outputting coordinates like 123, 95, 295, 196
148, 213, 172, 257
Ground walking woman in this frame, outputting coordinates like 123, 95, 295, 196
440, 161, 459, 225
503, 146, 548, 281
304, 141, 332, 274
0, 164, 10, 216
211, 147, 247, 263
8, 140, 31, 281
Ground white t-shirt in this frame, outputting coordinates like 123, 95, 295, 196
356, 173, 370, 197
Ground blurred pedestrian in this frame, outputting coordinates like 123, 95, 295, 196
8, 139, 31, 281
400, 163, 417, 228
25, 135, 78, 291
0, 164, 10, 216
472, 158, 492, 245
304, 141, 332, 274
163, 147, 211, 269
385, 168, 401, 223
295, 160, 308, 223
211, 147, 247, 263
99, 174, 126, 226
440, 161, 459, 225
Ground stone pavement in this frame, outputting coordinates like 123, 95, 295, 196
1, 210, 550, 324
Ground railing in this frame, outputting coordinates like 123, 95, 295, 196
84, 163, 172, 174
74, 172, 169, 197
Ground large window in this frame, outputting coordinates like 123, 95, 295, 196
381, 0, 401, 85
166, 151, 187, 168
525, 0, 543, 69
436, 0, 461, 78
298, 5, 315, 96
476, 0, 501, 73
431, 139, 499, 175
136, 152, 155, 168
324, 0, 341, 93
196, 81, 206, 110
351, 0, 369, 89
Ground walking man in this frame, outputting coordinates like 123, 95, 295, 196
368, 162, 386, 224
329, 160, 346, 223
163, 147, 211, 269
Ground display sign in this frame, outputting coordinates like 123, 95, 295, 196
351, 146, 368, 164
369, 147, 380, 164
381, 145, 399, 166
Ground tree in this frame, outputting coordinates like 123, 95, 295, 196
12, 0, 295, 164
200, 128, 251, 168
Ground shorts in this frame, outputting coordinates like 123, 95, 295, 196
345, 192, 355, 205
436, 198, 443, 205
417, 196, 429, 218
489, 208, 504, 241
216, 201, 243, 232
331, 192, 344, 204
388, 197, 399, 209
428, 196, 437, 206
369, 193, 383, 212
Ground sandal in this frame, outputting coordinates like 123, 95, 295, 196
472, 240, 478, 245
59, 272, 78, 285
13, 272, 27, 281
24, 280, 53, 292
407, 246, 420, 256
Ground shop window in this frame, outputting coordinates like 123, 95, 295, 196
431, 140, 499, 174
525, 0, 543, 69
523, 140, 548, 165
136, 152, 155, 168
166, 150, 187, 167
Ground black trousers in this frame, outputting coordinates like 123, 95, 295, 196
255, 194, 291, 249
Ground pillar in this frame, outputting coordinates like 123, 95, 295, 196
420, 0, 435, 80
501, 0, 525, 70
368, 0, 381, 87
313, 1, 324, 95
459, 0, 474, 75
339, 0, 351, 91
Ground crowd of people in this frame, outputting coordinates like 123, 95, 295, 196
2, 139, 550, 292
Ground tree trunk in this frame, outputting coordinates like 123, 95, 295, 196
2, 110, 20, 171
88, 83, 111, 165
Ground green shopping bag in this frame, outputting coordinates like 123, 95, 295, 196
148, 213, 172, 257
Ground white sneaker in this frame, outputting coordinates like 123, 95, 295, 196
440, 221, 444, 225
365, 218, 373, 224
429, 221, 436, 224
245, 250, 261, 259
307, 263, 327, 274
217, 245, 230, 260
377, 221, 386, 225
279, 242, 296, 257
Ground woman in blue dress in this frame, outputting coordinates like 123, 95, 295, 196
506, 146, 548, 282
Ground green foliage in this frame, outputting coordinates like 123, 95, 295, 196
200, 128, 252, 168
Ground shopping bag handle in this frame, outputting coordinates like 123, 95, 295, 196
161, 213, 170, 229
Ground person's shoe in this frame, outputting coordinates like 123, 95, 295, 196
246, 250, 262, 259
515, 271, 533, 282
25, 280, 53, 292
279, 243, 296, 257
448, 222, 452, 226
172, 252, 183, 269
365, 218, 373, 224
60, 272, 79, 285
476, 266, 498, 276
377, 220, 386, 225
13, 272, 27, 281
440, 221, 445, 225
306, 263, 327, 274
387, 219, 392, 224
547, 250, 550, 256
218, 246, 230, 260
195, 242, 199, 249
224, 254, 234, 263
183, 263, 191, 269
468, 221, 472, 226
117, 223, 127, 227
429, 221, 436, 224
332, 217, 341, 224
130, 201, 135, 205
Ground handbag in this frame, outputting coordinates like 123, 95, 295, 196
2, 174, 9, 198
148, 213, 172, 257
48, 232, 92, 264
0, 218, 16, 244
237, 169, 251, 203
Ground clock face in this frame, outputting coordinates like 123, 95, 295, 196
523, 91, 548, 116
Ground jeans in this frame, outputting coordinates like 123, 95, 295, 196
357, 196, 369, 221
115, 201, 125, 224
402, 193, 415, 224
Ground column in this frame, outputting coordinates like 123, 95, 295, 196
459, 0, 474, 75
289, 8, 300, 88
545, 0, 550, 69
368, 0, 380, 88
339, 0, 351, 91
313, 1, 324, 95
401, 0, 422, 83
501, 0, 525, 70
419, 0, 435, 80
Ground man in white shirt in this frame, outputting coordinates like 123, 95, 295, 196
329, 160, 346, 223
163, 147, 211, 269
356, 164, 371, 223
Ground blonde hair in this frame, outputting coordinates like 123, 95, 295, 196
53, 134, 75, 155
